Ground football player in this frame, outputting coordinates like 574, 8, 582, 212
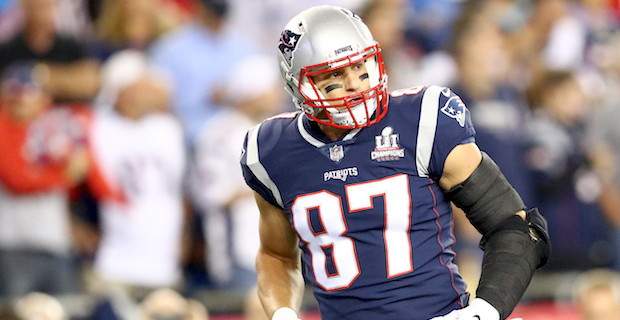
240, 6, 551, 320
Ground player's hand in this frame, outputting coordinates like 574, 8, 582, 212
64, 147, 90, 186
429, 298, 499, 320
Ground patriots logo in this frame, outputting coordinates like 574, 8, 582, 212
279, 29, 303, 67
441, 96, 467, 127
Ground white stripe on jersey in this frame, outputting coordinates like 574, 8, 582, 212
416, 86, 442, 178
247, 123, 284, 207
298, 114, 324, 148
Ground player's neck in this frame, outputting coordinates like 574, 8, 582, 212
317, 123, 350, 141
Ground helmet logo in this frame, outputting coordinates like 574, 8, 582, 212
279, 30, 304, 68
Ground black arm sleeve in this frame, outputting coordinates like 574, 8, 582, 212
475, 215, 539, 320
445, 153, 551, 319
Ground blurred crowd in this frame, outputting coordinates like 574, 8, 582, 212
1, 0, 620, 319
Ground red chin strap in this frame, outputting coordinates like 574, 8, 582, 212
298, 44, 388, 129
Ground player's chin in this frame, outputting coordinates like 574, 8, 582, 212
315, 109, 329, 119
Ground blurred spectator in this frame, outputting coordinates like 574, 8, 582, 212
359, 0, 457, 90
84, 50, 187, 318
0, 0, 93, 42
449, 0, 533, 204
137, 288, 208, 320
15, 292, 67, 320
540, 0, 588, 71
505, 0, 567, 79
573, 268, 620, 320
0, 62, 89, 299
404, 0, 463, 53
190, 54, 284, 320
149, 0, 256, 145
540, 0, 619, 73
525, 69, 614, 270
504, 0, 612, 81
0, 0, 100, 103
91, 0, 182, 61
586, 81, 620, 271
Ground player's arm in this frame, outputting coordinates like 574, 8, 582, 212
254, 191, 305, 320
439, 142, 526, 220
436, 142, 551, 320
40, 59, 101, 102
0, 137, 73, 193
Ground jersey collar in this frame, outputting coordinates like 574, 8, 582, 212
297, 113, 361, 148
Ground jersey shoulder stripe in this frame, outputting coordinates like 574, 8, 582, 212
416, 85, 443, 178
242, 114, 301, 208
244, 122, 284, 207
389, 85, 474, 179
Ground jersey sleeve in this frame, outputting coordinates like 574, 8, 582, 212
0, 146, 70, 193
419, 86, 476, 180
240, 123, 283, 209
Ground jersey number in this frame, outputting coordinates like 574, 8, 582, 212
291, 174, 412, 291
390, 85, 425, 97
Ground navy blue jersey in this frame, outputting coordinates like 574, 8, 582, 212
241, 86, 476, 320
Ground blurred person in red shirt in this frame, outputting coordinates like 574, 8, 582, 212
0, 61, 89, 298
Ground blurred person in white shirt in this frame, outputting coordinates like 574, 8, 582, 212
85, 49, 187, 319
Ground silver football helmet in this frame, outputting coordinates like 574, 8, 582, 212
277, 5, 388, 129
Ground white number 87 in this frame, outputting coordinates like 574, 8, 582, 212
291, 174, 413, 291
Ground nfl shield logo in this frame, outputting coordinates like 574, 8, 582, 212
329, 145, 344, 162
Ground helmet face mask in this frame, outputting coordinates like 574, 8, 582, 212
300, 44, 388, 129
278, 6, 389, 129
